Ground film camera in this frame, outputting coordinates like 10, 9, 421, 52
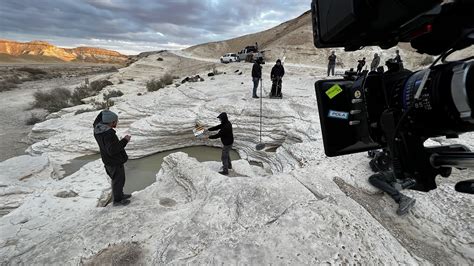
311, 0, 474, 192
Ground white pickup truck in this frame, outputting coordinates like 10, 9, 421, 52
237, 46, 265, 63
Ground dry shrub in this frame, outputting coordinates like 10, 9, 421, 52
146, 79, 164, 92
91, 99, 114, 110
25, 113, 44, 125
90, 80, 113, 93
71, 80, 114, 105
33, 88, 72, 113
103, 90, 124, 100
0, 77, 21, 92
71, 85, 91, 105
161, 74, 174, 86
17, 67, 47, 75
0, 75, 23, 91
31, 79, 116, 113
146, 74, 175, 92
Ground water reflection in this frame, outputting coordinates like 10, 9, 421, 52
62, 146, 240, 193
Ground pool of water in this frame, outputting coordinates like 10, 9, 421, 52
62, 146, 240, 193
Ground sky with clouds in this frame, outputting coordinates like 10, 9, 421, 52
0, 0, 310, 55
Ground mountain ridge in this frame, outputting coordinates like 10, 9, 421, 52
0, 39, 128, 64
185, 11, 437, 69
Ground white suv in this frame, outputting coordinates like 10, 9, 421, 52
220, 53, 239, 63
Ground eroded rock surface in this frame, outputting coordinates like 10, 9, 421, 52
1, 52, 473, 264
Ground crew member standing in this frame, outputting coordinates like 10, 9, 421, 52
270, 59, 285, 98
356, 57, 366, 74
370, 53, 380, 71
93, 110, 132, 206
208, 112, 234, 175
393, 50, 404, 69
327, 51, 336, 76
251, 58, 263, 98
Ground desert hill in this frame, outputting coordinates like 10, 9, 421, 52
185, 11, 437, 70
0, 40, 129, 64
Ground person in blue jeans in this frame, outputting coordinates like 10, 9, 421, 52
252, 58, 263, 98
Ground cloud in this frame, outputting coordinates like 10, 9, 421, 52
0, 0, 309, 54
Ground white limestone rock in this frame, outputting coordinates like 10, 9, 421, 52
0, 53, 472, 264
0, 154, 49, 182
1, 153, 418, 264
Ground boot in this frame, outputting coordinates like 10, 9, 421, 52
113, 199, 131, 206
396, 195, 416, 216
219, 171, 229, 176
122, 194, 132, 200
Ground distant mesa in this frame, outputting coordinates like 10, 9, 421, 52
0, 39, 129, 64
28, 40, 53, 45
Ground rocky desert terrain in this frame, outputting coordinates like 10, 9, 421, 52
0, 64, 121, 161
0, 11, 473, 265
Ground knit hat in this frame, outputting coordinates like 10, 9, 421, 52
101, 110, 118, 124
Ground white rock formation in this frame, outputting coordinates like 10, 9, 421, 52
1, 52, 473, 264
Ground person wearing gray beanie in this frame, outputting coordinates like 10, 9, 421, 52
93, 110, 132, 206
101, 110, 118, 124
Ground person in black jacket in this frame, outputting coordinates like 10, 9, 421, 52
207, 112, 234, 175
270, 59, 285, 97
251, 58, 263, 98
327, 51, 336, 76
93, 110, 132, 206
371, 53, 381, 71
393, 50, 404, 70
356, 57, 366, 74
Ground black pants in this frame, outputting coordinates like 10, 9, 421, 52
222, 145, 233, 172
368, 171, 401, 203
327, 64, 335, 76
105, 164, 126, 202
271, 78, 282, 97
252, 78, 260, 97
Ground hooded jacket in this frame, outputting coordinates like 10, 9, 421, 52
252, 61, 262, 79
209, 112, 234, 146
371, 55, 380, 70
93, 112, 129, 166
271, 60, 285, 79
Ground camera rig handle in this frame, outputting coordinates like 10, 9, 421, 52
379, 107, 474, 191
431, 152, 474, 169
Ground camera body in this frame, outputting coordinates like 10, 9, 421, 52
311, 0, 474, 192
311, 0, 473, 55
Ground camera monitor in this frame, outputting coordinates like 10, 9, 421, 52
315, 78, 380, 156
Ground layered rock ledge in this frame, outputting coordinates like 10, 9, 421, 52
1, 53, 473, 264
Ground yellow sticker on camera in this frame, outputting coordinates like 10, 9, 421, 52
326, 84, 343, 99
